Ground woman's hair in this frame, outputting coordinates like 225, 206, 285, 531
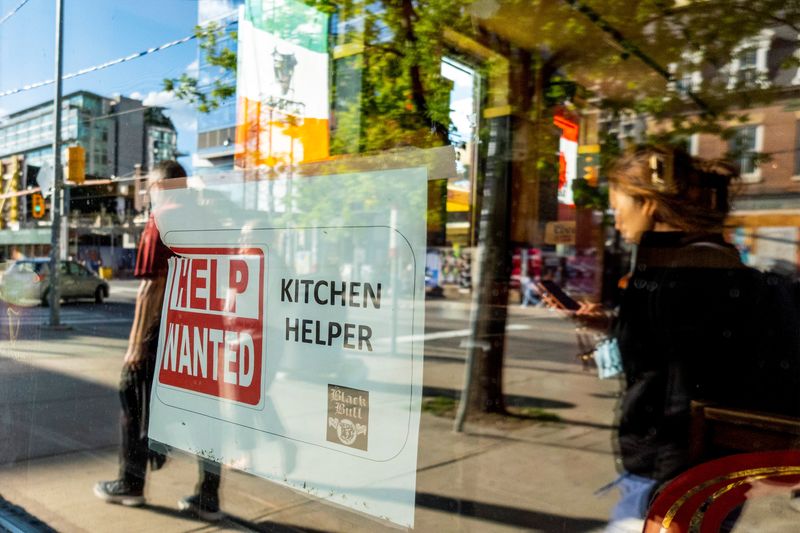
607, 145, 738, 233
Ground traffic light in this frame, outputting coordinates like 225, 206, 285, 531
577, 145, 601, 186
31, 193, 46, 219
66, 145, 86, 184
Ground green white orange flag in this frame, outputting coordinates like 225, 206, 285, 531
235, 0, 329, 171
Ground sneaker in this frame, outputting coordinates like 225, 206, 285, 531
93, 480, 145, 507
177, 494, 224, 521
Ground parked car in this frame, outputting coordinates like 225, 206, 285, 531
0, 258, 109, 307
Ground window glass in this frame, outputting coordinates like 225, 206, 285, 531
729, 125, 760, 178
2, 2, 800, 532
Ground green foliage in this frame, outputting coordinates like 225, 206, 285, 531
421, 396, 457, 417
163, 22, 238, 114
330, 0, 472, 153
573, 178, 608, 211
515, 407, 562, 423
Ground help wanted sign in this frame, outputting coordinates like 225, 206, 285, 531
148, 167, 427, 528
158, 249, 265, 406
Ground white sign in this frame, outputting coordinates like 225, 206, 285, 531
149, 167, 427, 527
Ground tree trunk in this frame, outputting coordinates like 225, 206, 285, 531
462, 113, 514, 416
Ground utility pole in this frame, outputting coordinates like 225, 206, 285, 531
48, 0, 64, 326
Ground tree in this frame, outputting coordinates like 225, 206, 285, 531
163, 22, 238, 114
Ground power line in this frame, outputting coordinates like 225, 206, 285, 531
0, 20, 237, 99
0, 0, 32, 26
0, 34, 197, 98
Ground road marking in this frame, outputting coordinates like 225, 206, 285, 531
393, 323, 532, 343
111, 287, 139, 294
0, 317, 132, 326
0, 309, 132, 326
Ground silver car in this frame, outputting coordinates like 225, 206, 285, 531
0, 258, 110, 307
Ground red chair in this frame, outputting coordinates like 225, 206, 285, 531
644, 450, 800, 532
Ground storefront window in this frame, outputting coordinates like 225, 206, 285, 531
2, 1, 800, 531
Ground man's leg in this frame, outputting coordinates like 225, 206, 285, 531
117, 364, 150, 490
197, 458, 221, 499
94, 364, 150, 506
178, 459, 223, 520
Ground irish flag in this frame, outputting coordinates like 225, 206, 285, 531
235, 0, 330, 171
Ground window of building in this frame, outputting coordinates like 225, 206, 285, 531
728, 124, 762, 181
728, 32, 772, 89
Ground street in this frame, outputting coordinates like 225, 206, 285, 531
0, 282, 622, 532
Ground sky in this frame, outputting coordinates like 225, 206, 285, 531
0, 0, 238, 170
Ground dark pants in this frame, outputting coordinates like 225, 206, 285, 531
118, 358, 221, 497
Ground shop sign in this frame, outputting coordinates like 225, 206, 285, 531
148, 167, 427, 527
554, 112, 579, 206
545, 221, 577, 245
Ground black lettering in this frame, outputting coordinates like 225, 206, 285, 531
363, 283, 381, 309
343, 323, 356, 349
349, 282, 361, 307
294, 278, 299, 302
328, 322, 342, 346
285, 317, 299, 341
314, 320, 326, 345
358, 325, 373, 351
314, 280, 329, 305
331, 281, 346, 306
302, 319, 313, 344
281, 278, 293, 302
300, 279, 314, 303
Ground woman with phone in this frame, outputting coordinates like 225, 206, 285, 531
587, 146, 753, 532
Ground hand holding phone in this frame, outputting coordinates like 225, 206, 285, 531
535, 280, 580, 311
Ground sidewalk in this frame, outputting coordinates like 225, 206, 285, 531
0, 307, 622, 532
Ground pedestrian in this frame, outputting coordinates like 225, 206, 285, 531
519, 275, 541, 307
94, 161, 223, 521
576, 146, 754, 532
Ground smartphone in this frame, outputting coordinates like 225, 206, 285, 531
536, 280, 580, 311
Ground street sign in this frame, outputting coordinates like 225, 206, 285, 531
149, 166, 428, 527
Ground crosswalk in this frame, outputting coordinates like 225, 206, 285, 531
0, 307, 132, 327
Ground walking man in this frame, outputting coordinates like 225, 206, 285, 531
94, 161, 223, 520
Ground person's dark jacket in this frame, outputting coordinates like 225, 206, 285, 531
615, 231, 758, 482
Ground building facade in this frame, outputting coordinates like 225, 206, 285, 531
193, 0, 243, 174
0, 91, 178, 180
0, 91, 178, 267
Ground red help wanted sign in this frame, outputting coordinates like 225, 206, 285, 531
158, 247, 265, 406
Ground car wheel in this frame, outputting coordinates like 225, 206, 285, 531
95, 286, 104, 304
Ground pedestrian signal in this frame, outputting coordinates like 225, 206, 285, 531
32, 193, 45, 219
